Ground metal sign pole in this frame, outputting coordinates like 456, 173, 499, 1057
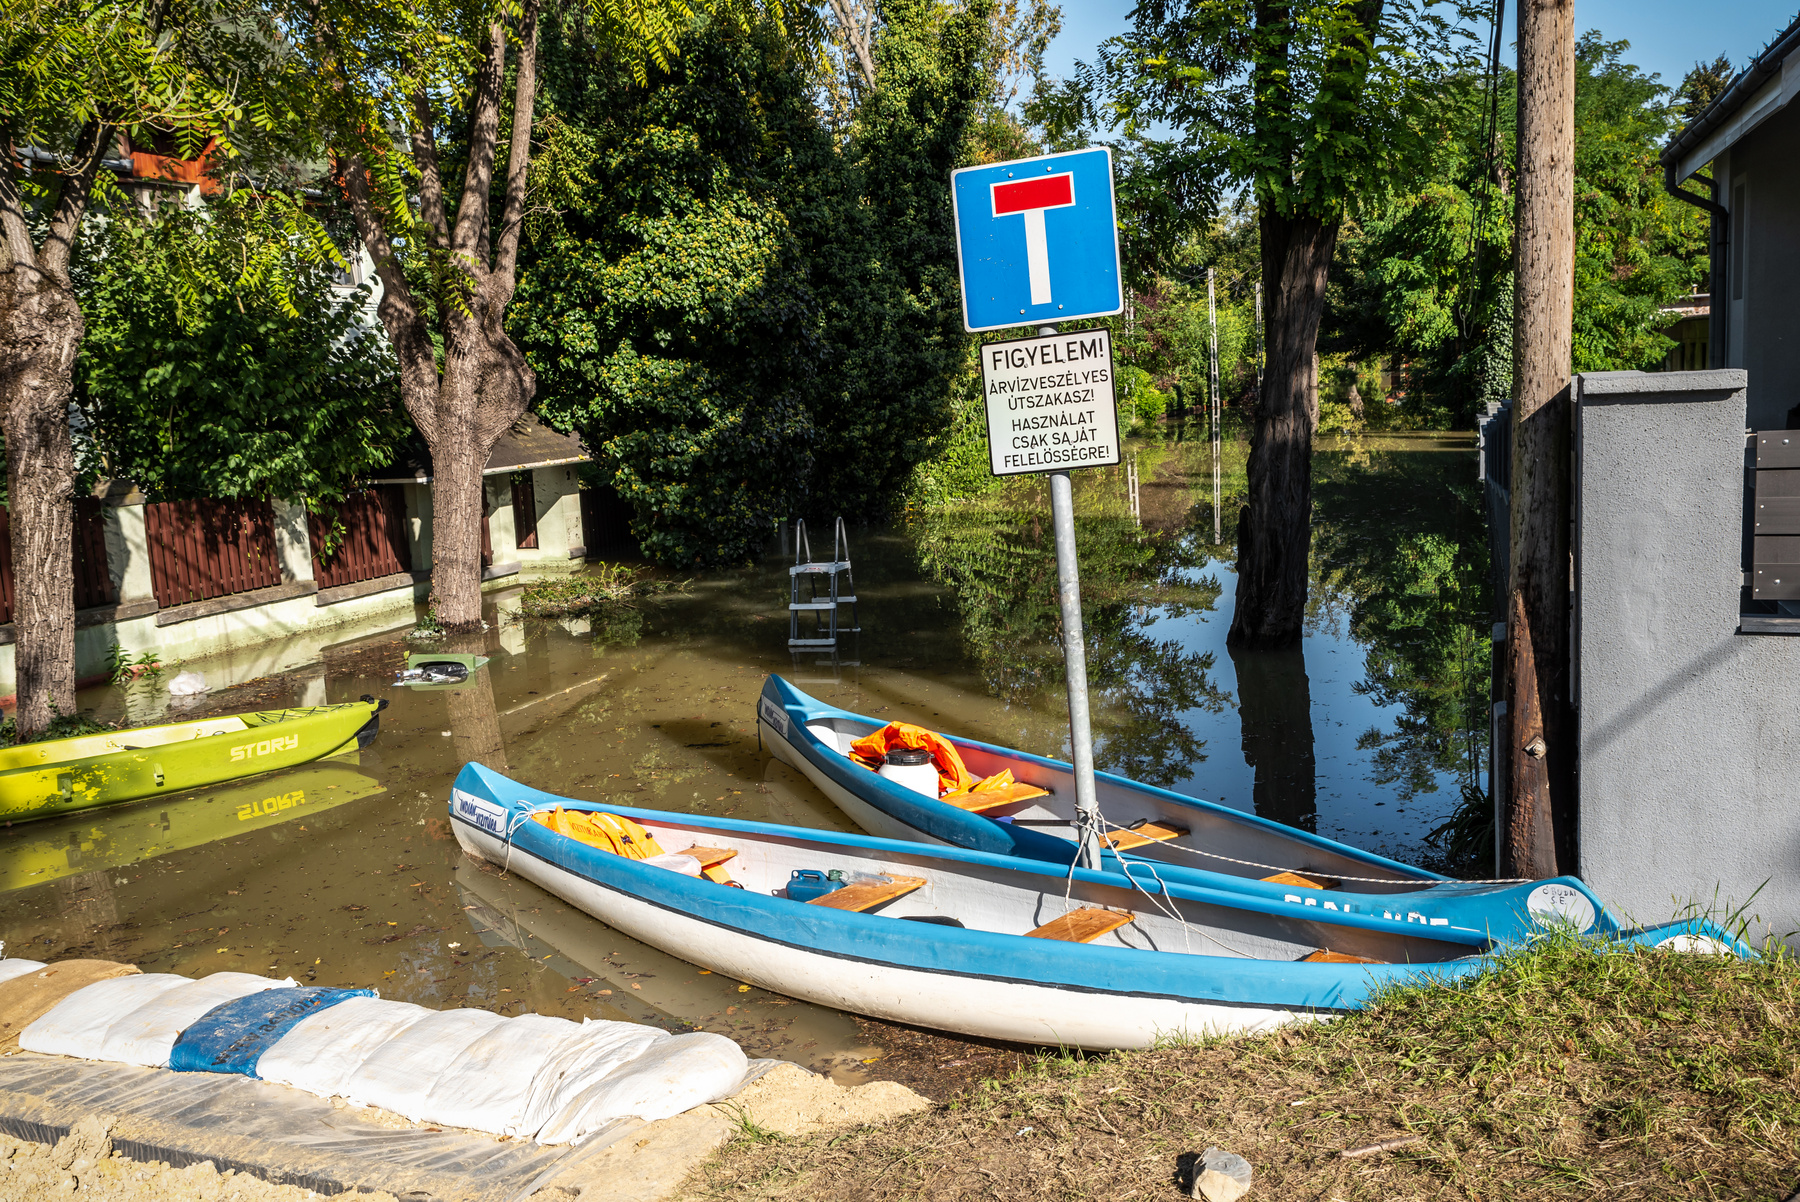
1209, 270, 1222, 545
1040, 323, 1104, 870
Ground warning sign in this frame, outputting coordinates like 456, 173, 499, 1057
980, 328, 1121, 477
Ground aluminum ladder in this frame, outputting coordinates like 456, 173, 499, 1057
788, 517, 860, 648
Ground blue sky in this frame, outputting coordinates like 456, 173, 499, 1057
1042, 1, 1800, 96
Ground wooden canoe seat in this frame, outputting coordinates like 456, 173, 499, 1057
678, 846, 738, 869
939, 781, 1051, 813
1105, 821, 1190, 852
1262, 870, 1340, 890
1025, 908, 1135, 943
1300, 949, 1387, 964
806, 874, 927, 912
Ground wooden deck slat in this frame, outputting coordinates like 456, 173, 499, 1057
678, 846, 738, 869
1261, 870, 1340, 890
805, 874, 927, 912
1024, 908, 1135, 943
1300, 949, 1387, 964
940, 782, 1051, 813
1104, 821, 1190, 851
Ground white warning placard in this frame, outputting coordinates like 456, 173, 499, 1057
980, 328, 1120, 477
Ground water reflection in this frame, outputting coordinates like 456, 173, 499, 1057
1227, 644, 1316, 832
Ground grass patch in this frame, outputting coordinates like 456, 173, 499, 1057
0, 709, 117, 748
682, 934, 1800, 1201
516, 564, 688, 619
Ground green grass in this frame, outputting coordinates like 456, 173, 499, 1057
515, 564, 688, 619
682, 933, 1800, 1201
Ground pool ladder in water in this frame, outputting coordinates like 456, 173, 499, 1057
788, 517, 860, 650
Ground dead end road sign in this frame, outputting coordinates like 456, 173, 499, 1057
950, 146, 1123, 333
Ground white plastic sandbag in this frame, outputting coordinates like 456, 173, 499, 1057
535, 1032, 748, 1145
97, 972, 294, 1067
167, 671, 208, 696
19, 974, 189, 1058
518, 1018, 669, 1139
0, 959, 46, 987
415, 1013, 582, 1136
338, 1007, 510, 1119
255, 996, 429, 1097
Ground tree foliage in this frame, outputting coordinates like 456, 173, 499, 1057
73, 199, 408, 507
516, 0, 991, 567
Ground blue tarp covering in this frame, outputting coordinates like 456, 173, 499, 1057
170, 986, 375, 1076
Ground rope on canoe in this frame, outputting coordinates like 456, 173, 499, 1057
1095, 815, 1534, 887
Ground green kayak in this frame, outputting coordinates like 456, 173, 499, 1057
0, 699, 384, 824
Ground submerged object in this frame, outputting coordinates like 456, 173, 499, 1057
446, 763, 1740, 1050
0, 762, 385, 894
755, 674, 1611, 943
394, 652, 489, 690
0, 699, 386, 825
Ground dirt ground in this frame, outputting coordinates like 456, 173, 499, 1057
850, 1015, 1033, 1100
0, 1117, 399, 1202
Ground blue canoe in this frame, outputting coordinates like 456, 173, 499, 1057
755, 674, 1615, 943
447, 763, 1741, 1049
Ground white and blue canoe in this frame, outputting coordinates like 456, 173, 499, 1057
755, 674, 1615, 943
447, 763, 1738, 1050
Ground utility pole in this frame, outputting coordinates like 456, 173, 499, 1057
1506, 0, 1576, 878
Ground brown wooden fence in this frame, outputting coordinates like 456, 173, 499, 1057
309, 486, 412, 589
0, 499, 117, 624
145, 498, 280, 607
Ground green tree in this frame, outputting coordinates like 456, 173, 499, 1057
1094, 0, 1476, 651
73, 200, 408, 509
0, 0, 311, 737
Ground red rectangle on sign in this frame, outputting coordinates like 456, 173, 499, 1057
992, 173, 1073, 216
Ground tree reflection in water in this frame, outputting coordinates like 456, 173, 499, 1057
1227, 644, 1317, 832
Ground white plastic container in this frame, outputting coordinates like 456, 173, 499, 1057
878, 749, 939, 797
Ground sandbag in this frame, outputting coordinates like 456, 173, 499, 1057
19, 974, 186, 1059
255, 996, 430, 1098
518, 1019, 669, 1138
415, 1013, 581, 1136
535, 1032, 748, 1145
0, 961, 139, 1055
96, 972, 295, 1067
168, 986, 375, 1076
338, 1007, 510, 1119
0, 960, 45, 988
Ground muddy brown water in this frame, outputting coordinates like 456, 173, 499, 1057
0, 433, 1484, 1082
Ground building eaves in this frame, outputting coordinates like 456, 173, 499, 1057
1662, 12, 1800, 181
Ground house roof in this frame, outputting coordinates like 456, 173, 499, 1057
1662, 13, 1800, 181
367, 413, 588, 484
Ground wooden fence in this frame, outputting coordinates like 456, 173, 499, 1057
0, 499, 117, 624
309, 486, 412, 589
145, 498, 281, 608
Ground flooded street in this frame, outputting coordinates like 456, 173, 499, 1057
0, 431, 1486, 1079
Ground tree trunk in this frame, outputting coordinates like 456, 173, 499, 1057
1228, 208, 1338, 649
0, 271, 81, 739
1506, 0, 1577, 878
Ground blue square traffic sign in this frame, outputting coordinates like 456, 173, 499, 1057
951, 147, 1123, 334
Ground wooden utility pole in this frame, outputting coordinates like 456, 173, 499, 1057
1506, 0, 1576, 877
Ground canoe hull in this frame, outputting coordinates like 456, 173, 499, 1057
0, 702, 382, 824
756, 675, 1613, 941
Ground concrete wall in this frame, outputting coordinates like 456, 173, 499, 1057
1718, 101, 1800, 428
1573, 368, 1799, 947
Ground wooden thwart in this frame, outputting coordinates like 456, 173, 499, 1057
1104, 821, 1190, 851
679, 846, 738, 870
806, 874, 927, 912
1025, 908, 1135, 944
1262, 870, 1340, 890
1300, 949, 1387, 965
940, 781, 1051, 813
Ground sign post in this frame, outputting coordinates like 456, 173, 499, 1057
952, 148, 1124, 871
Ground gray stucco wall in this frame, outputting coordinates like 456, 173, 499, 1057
1721, 100, 1800, 428
1574, 368, 1798, 947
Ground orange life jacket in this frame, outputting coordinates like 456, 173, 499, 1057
849, 722, 976, 796
534, 807, 666, 859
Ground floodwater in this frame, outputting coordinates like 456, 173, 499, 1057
0, 430, 1486, 1078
